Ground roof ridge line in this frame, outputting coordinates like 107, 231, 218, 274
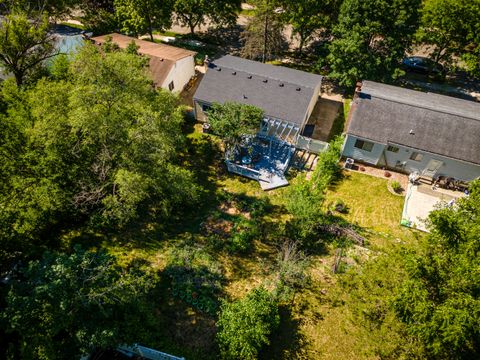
212, 64, 316, 89
362, 91, 480, 122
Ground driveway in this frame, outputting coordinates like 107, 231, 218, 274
402, 183, 465, 232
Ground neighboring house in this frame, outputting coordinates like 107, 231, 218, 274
193, 55, 325, 190
194, 55, 323, 144
91, 33, 196, 92
343, 80, 480, 181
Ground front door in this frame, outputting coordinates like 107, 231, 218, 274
423, 159, 443, 177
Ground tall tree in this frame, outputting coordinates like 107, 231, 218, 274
174, 0, 241, 35
0, 12, 56, 86
115, 0, 174, 40
240, 0, 286, 62
416, 0, 480, 73
216, 287, 280, 359
279, 0, 340, 54
327, 0, 422, 87
207, 102, 264, 150
2, 246, 157, 359
394, 180, 480, 359
0, 44, 199, 271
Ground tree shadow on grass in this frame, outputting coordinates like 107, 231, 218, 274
260, 305, 306, 360
152, 254, 226, 359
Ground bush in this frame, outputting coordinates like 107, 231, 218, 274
391, 181, 402, 193
229, 219, 259, 253
332, 199, 348, 213
217, 287, 280, 359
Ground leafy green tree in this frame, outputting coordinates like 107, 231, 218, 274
279, 0, 340, 54
0, 12, 56, 86
0, 44, 199, 270
395, 180, 480, 358
216, 287, 280, 359
174, 0, 241, 35
115, 0, 174, 40
2, 246, 157, 359
240, 0, 286, 62
207, 102, 264, 150
285, 136, 342, 241
81, 0, 119, 33
3, 0, 79, 17
327, 0, 421, 87
416, 0, 480, 73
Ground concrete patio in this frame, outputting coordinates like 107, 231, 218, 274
402, 183, 466, 232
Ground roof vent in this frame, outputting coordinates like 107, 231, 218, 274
263, 79, 268, 83
243, 94, 248, 99
409, 129, 415, 135
232, 71, 236, 75
216, 67, 222, 71
279, 83, 284, 87
247, 75, 252, 79
296, 87, 301, 91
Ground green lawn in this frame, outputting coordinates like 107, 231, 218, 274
80, 121, 420, 359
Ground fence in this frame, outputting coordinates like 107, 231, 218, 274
295, 136, 329, 154
118, 344, 185, 360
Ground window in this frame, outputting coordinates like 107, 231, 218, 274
410, 152, 423, 162
168, 81, 174, 91
387, 145, 399, 153
354, 139, 374, 152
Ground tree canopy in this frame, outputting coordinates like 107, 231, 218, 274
0, 12, 56, 86
2, 246, 157, 359
174, 0, 241, 34
216, 287, 280, 359
416, 0, 480, 74
115, 0, 174, 40
207, 102, 264, 149
395, 180, 480, 358
0, 43, 199, 271
327, 0, 421, 87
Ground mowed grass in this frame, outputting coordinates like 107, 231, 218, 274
324, 170, 415, 248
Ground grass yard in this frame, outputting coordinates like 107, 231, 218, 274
70, 118, 420, 359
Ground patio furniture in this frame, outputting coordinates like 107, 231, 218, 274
453, 179, 469, 192
344, 158, 354, 169
202, 122, 211, 133
241, 156, 252, 165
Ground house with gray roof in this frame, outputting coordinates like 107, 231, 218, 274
193, 55, 322, 143
343, 80, 480, 181
193, 55, 324, 190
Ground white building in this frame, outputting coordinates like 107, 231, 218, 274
92, 33, 196, 92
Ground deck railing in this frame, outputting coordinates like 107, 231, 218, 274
226, 161, 262, 181
295, 136, 329, 154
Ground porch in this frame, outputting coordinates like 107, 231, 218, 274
225, 136, 295, 190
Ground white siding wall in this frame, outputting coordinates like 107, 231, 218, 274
161, 55, 195, 92
342, 134, 385, 165
384, 144, 480, 181
342, 135, 480, 181
301, 82, 322, 131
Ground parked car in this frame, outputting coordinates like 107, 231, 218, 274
402, 56, 445, 76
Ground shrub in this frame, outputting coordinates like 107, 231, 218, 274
217, 287, 280, 359
391, 181, 402, 193
229, 219, 259, 253
384, 171, 392, 178
333, 199, 348, 213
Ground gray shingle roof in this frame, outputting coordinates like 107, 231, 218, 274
193, 55, 322, 126
348, 81, 480, 165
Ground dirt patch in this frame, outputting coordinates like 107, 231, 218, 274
305, 97, 343, 141
202, 216, 233, 237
